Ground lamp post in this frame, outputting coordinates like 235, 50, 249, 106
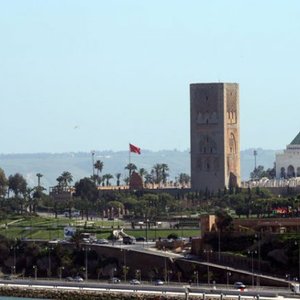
204, 249, 213, 285
136, 269, 141, 282
59, 266, 64, 281
194, 270, 199, 286
248, 250, 257, 287
226, 269, 231, 288
10, 244, 18, 275
167, 270, 173, 285
91, 150, 95, 178
82, 247, 91, 281
46, 246, 54, 277
145, 219, 149, 243
295, 241, 300, 282
121, 248, 128, 282
255, 232, 262, 286
33, 265, 37, 280
253, 150, 257, 173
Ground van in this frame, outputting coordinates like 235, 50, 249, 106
123, 236, 136, 245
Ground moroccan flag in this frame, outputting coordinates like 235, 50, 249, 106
129, 143, 141, 155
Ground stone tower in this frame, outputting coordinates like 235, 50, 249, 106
190, 83, 240, 192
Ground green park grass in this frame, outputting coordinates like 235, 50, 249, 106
0, 216, 200, 240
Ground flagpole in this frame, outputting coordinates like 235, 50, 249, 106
128, 143, 131, 180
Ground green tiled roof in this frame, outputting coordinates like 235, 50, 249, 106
290, 132, 300, 145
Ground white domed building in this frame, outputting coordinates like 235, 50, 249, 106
276, 132, 300, 179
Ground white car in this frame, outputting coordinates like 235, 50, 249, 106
130, 279, 141, 285
154, 279, 164, 285
73, 276, 84, 282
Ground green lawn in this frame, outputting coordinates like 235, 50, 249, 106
0, 216, 200, 240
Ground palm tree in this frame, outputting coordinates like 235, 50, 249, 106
115, 173, 121, 186
144, 173, 153, 186
138, 168, 147, 182
94, 160, 104, 177
125, 163, 137, 177
61, 171, 73, 187
178, 173, 191, 186
161, 164, 169, 185
152, 164, 163, 185
102, 174, 113, 186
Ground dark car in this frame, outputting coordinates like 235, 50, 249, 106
136, 237, 146, 242
123, 236, 136, 245
109, 277, 121, 283
96, 238, 109, 244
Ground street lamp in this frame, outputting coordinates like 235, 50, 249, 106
46, 246, 54, 277
226, 269, 231, 288
295, 241, 300, 282
10, 244, 19, 275
123, 265, 129, 282
121, 248, 129, 282
91, 150, 95, 178
82, 247, 91, 281
254, 231, 262, 287
59, 266, 64, 280
136, 269, 141, 282
203, 249, 213, 285
33, 265, 37, 280
194, 270, 199, 286
248, 250, 257, 287
163, 246, 167, 283
145, 219, 149, 242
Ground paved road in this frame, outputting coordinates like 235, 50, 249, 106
0, 278, 297, 299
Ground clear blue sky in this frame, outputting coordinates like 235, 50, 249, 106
1, 0, 299, 153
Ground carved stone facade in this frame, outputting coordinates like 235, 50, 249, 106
276, 132, 300, 179
190, 83, 240, 192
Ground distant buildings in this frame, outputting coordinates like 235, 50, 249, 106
276, 132, 300, 178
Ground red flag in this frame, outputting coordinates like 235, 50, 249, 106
129, 143, 141, 155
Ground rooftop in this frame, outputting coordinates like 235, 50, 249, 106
290, 132, 300, 145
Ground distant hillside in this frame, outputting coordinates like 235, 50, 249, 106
0, 149, 279, 188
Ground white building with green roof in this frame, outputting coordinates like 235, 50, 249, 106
276, 132, 300, 179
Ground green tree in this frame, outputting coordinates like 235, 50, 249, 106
152, 164, 163, 184
8, 173, 27, 213
161, 164, 169, 185
215, 210, 233, 232
250, 165, 274, 180
178, 173, 191, 186
102, 174, 113, 186
94, 160, 104, 181
138, 168, 147, 181
125, 163, 137, 177
74, 177, 98, 220
0, 168, 8, 198
61, 171, 73, 187
115, 173, 121, 186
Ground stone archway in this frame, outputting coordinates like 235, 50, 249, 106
280, 167, 286, 179
287, 165, 295, 178
297, 167, 300, 177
